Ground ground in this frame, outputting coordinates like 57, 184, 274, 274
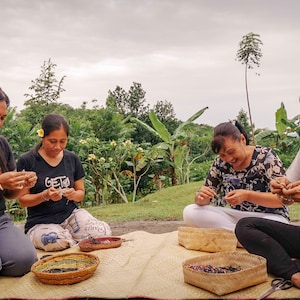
109, 220, 185, 236
109, 220, 300, 236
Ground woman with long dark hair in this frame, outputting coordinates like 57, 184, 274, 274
17, 113, 111, 251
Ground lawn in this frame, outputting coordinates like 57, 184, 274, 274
86, 181, 300, 222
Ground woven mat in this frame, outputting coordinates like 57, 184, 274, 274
0, 230, 299, 299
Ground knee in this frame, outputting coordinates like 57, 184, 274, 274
0, 252, 37, 277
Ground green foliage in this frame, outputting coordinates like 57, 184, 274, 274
236, 108, 252, 140
1, 108, 39, 159
132, 107, 209, 185
255, 102, 299, 168
106, 82, 149, 117
78, 138, 165, 204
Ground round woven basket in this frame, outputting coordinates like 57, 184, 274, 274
31, 253, 99, 285
182, 251, 268, 296
178, 227, 237, 252
79, 237, 122, 252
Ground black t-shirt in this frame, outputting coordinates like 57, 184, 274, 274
17, 149, 85, 233
0, 136, 17, 215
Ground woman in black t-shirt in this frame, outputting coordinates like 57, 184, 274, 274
17, 113, 111, 251
0, 87, 37, 276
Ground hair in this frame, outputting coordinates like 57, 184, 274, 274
0, 87, 10, 107
36, 113, 69, 151
42, 113, 69, 137
211, 120, 250, 154
0, 88, 10, 173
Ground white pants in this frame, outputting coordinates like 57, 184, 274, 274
27, 208, 112, 251
183, 204, 289, 232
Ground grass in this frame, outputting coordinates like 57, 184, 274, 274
86, 181, 300, 223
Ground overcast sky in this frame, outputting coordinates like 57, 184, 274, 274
1, 0, 299, 130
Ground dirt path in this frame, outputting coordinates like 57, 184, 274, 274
109, 220, 185, 236
109, 220, 300, 236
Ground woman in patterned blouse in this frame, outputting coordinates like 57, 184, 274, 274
183, 120, 289, 231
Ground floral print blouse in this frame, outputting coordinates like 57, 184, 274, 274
204, 145, 289, 220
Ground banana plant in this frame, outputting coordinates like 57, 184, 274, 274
132, 106, 209, 185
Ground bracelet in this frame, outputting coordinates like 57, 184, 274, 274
279, 195, 294, 206
41, 190, 49, 202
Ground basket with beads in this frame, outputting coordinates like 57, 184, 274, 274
31, 253, 99, 285
182, 251, 268, 295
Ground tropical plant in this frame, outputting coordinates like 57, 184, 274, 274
79, 138, 164, 204
255, 102, 299, 167
236, 32, 263, 144
132, 107, 209, 185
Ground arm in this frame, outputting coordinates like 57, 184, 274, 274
224, 189, 283, 207
286, 149, 300, 182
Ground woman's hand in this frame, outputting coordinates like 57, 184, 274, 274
63, 188, 76, 200
270, 177, 290, 195
0, 171, 27, 190
224, 189, 247, 206
281, 180, 300, 202
24, 171, 37, 188
194, 186, 216, 205
44, 187, 63, 201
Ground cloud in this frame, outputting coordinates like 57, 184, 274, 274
0, 0, 299, 130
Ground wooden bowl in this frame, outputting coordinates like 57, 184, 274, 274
79, 236, 122, 252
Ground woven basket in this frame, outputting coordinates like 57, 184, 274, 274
79, 237, 122, 252
178, 227, 237, 252
31, 253, 99, 285
182, 251, 268, 296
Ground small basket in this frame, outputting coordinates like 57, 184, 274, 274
31, 253, 99, 285
178, 227, 237, 252
79, 236, 122, 252
182, 251, 268, 296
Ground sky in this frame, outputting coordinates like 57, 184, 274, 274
1, 0, 299, 130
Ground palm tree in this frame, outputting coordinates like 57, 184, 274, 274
236, 32, 263, 144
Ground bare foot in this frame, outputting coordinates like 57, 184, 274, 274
291, 272, 300, 288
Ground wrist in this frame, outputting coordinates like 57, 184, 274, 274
278, 194, 294, 206
41, 190, 49, 202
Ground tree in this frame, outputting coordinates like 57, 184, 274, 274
20, 58, 66, 125
236, 108, 252, 138
106, 82, 149, 117
236, 32, 263, 144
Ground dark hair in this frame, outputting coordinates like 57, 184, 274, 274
0, 87, 10, 107
211, 120, 250, 154
0, 88, 10, 173
36, 114, 69, 151
42, 113, 69, 137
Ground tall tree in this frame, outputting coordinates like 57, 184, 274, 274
236, 32, 263, 144
20, 58, 66, 125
